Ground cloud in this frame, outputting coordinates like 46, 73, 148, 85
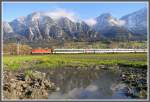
109, 19, 125, 26
118, 20, 126, 26
84, 18, 97, 26
85, 84, 98, 92
44, 8, 78, 22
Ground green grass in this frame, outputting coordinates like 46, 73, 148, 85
24, 70, 33, 77
3, 53, 147, 71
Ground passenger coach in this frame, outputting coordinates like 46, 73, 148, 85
53, 49, 147, 54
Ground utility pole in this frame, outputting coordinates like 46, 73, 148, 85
16, 38, 20, 55
58, 30, 64, 48
62, 38, 64, 48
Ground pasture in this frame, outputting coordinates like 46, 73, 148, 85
3, 53, 147, 71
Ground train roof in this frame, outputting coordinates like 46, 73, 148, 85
54, 49, 147, 50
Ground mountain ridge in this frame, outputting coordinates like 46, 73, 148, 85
3, 7, 147, 42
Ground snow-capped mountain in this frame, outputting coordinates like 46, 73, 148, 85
92, 7, 147, 40
10, 17, 27, 36
3, 7, 147, 42
3, 21, 27, 42
3, 21, 14, 34
9, 11, 95, 41
93, 13, 129, 40
120, 7, 147, 35
94, 13, 124, 32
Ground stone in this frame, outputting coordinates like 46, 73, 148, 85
56, 87, 60, 91
25, 76, 31, 82
32, 71, 46, 80
95, 65, 100, 70
3, 71, 57, 99
3, 83, 10, 92
22, 83, 28, 88
44, 80, 51, 89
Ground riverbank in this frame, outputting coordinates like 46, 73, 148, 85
3, 70, 59, 99
3, 65, 147, 99
119, 66, 147, 99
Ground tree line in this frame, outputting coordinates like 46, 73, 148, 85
3, 43, 32, 55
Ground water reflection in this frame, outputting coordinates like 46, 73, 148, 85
36, 67, 131, 99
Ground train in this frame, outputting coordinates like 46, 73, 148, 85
31, 48, 147, 54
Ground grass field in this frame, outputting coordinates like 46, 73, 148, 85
3, 53, 147, 71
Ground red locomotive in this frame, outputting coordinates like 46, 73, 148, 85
31, 49, 53, 54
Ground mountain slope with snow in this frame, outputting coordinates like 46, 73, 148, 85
3, 7, 147, 42
120, 7, 147, 35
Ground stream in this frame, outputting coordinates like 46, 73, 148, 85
36, 66, 137, 99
